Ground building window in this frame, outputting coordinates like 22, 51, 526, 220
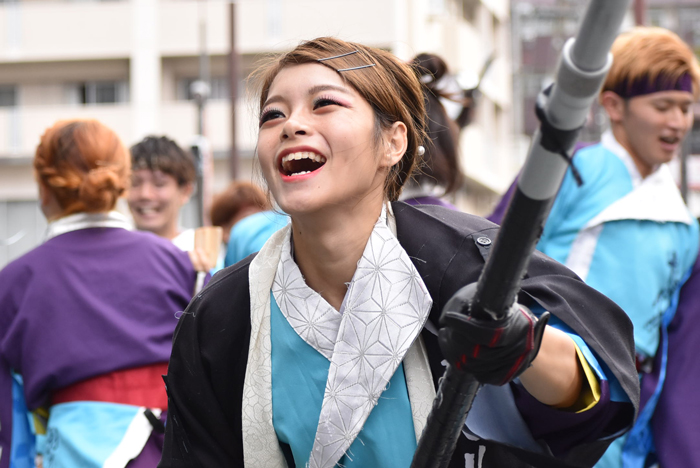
177, 77, 230, 101
66, 81, 129, 105
0, 85, 17, 107
458, 0, 478, 23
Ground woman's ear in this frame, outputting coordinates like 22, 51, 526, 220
381, 121, 408, 168
37, 180, 64, 221
600, 91, 625, 124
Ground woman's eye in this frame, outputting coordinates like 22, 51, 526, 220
314, 97, 341, 109
259, 109, 284, 126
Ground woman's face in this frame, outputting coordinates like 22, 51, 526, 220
257, 63, 394, 217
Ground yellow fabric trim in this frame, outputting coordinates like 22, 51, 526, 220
32, 406, 49, 435
567, 343, 602, 413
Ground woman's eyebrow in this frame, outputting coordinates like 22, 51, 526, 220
308, 84, 352, 96
262, 95, 284, 109
262, 85, 351, 109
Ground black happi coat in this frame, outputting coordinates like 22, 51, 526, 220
159, 202, 639, 468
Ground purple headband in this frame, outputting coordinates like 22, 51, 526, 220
612, 73, 693, 98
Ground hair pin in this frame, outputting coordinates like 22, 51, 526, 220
317, 50, 377, 73
317, 50, 360, 62
337, 64, 377, 72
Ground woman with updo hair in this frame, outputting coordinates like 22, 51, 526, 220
34, 120, 131, 217
400, 53, 465, 208
0, 119, 197, 468
160, 38, 638, 468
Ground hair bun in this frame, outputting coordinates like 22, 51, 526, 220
78, 167, 124, 213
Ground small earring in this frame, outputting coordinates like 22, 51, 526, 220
417, 146, 425, 156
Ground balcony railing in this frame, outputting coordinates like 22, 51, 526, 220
0, 99, 257, 158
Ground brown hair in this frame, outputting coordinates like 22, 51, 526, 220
34, 119, 130, 215
602, 27, 700, 99
210, 181, 270, 227
130, 136, 196, 187
251, 37, 427, 201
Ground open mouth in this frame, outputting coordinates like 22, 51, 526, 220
134, 206, 161, 218
280, 152, 327, 176
660, 135, 680, 145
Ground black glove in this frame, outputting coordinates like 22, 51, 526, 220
438, 284, 549, 386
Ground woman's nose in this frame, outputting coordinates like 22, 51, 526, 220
281, 114, 310, 140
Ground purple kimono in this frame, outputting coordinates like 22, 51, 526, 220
647, 252, 700, 466
0, 216, 196, 468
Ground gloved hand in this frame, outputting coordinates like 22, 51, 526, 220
438, 284, 549, 386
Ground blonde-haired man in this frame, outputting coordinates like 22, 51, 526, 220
532, 27, 700, 468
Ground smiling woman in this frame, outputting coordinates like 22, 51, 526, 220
160, 38, 639, 468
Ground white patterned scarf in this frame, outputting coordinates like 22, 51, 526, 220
241, 204, 436, 467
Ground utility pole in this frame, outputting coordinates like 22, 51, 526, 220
190, 0, 212, 226
228, 2, 239, 180
681, 134, 690, 202
634, 0, 646, 25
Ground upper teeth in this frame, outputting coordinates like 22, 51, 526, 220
281, 152, 326, 164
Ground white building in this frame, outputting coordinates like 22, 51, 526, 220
0, 0, 516, 267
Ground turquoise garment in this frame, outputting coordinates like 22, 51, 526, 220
537, 136, 699, 468
42, 402, 147, 468
224, 212, 288, 267
10, 375, 35, 468
270, 294, 417, 468
539, 140, 698, 358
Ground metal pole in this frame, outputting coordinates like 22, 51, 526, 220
197, 0, 210, 137
228, 1, 239, 180
191, 0, 211, 227
634, 0, 646, 26
680, 130, 690, 203
411, 1, 631, 466
511, 2, 524, 137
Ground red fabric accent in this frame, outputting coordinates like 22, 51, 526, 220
502, 354, 526, 385
500, 310, 535, 385
489, 328, 503, 347
456, 354, 467, 370
472, 344, 481, 358
51, 362, 168, 409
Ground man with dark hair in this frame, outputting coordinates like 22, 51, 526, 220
127, 136, 197, 248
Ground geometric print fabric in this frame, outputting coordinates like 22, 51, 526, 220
272, 208, 433, 468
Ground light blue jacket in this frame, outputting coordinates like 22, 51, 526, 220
538, 132, 699, 468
